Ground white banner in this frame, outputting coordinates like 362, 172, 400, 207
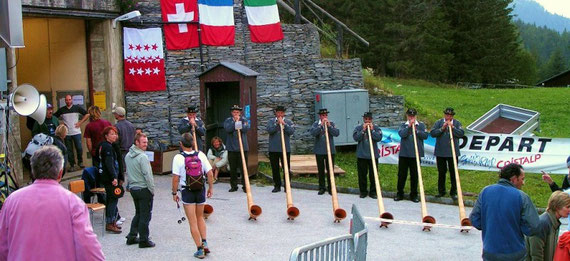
377, 128, 569, 174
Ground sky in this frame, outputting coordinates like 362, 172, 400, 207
535, 0, 570, 18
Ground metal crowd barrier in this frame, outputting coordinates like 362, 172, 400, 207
289, 204, 368, 261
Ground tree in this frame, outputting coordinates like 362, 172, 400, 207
541, 48, 567, 80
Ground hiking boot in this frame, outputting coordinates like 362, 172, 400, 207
194, 248, 205, 259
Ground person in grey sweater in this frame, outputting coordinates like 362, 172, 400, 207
353, 112, 382, 198
430, 107, 465, 199
310, 108, 340, 195
224, 105, 250, 192
125, 132, 155, 248
395, 108, 428, 202
266, 105, 295, 193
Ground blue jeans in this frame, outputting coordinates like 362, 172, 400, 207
104, 184, 119, 224
65, 134, 83, 167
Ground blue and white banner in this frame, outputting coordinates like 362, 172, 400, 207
377, 128, 570, 174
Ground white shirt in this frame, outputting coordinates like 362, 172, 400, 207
172, 150, 212, 187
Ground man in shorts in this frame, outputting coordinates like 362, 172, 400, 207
171, 133, 214, 259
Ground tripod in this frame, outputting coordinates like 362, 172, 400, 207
0, 94, 20, 209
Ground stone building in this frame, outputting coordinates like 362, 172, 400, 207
4, 0, 403, 182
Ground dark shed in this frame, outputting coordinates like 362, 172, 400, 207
536, 69, 570, 87
198, 62, 259, 175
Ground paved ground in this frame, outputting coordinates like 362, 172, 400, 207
61, 174, 487, 260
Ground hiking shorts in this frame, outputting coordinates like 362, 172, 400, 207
181, 188, 206, 205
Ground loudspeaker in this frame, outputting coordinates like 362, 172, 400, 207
10, 84, 46, 124
29, 94, 47, 125
11, 84, 40, 116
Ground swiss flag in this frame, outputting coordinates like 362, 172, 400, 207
161, 0, 199, 50
123, 28, 166, 92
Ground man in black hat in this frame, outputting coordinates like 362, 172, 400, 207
309, 108, 340, 195
266, 106, 295, 193
178, 106, 206, 152
430, 107, 464, 199
353, 112, 382, 198
224, 105, 250, 192
395, 108, 428, 202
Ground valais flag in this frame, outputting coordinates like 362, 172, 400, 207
161, 0, 199, 50
123, 28, 166, 92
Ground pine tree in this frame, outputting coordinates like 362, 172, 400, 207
541, 48, 567, 79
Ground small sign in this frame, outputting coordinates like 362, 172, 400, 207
93, 91, 106, 110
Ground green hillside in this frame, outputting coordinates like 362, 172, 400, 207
364, 71, 570, 138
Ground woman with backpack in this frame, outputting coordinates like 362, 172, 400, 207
172, 133, 214, 259
98, 126, 124, 234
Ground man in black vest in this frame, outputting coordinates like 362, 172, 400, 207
266, 105, 295, 193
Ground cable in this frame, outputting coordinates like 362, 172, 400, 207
7, 49, 19, 70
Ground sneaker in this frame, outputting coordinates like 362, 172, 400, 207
119, 217, 126, 222
202, 241, 210, 254
116, 220, 124, 226
194, 248, 205, 259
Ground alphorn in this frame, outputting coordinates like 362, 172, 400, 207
323, 120, 346, 223
192, 127, 214, 219
411, 123, 436, 231
237, 128, 262, 220
366, 126, 393, 228
448, 124, 471, 232
280, 123, 299, 220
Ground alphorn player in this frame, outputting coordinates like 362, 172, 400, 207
395, 108, 427, 202
224, 105, 250, 193
310, 108, 340, 195
352, 112, 382, 198
266, 105, 295, 193
178, 106, 206, 152
430, 107, 464, 200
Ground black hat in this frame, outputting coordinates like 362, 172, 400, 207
443, 107, 455, 115
275, 105, 286, 112
186, 106, 198, 113
230, 104, 242, 111
406, 108, 417, 116
362, 112, 372, 118
318, 108, 329, 115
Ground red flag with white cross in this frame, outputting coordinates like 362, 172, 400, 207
161, 0, 199, 50
123, 28, 166, 92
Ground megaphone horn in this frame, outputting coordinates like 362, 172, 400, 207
11, 84, 40, 116
29, 95, 47, 125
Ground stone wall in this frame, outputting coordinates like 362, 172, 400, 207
22, 0, 118, 12
126, 0, 404, 153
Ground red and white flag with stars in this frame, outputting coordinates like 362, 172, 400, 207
123, 27, 166, 92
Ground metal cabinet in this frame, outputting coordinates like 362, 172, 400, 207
314, 89, 369, 145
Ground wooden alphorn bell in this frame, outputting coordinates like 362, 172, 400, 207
323, 120, 346, 223
366, 125, 393, 228
411, 123, 436, 231
192, 127, 214, 219
448, 124, 471, 232
236, 128, 262, 220
280, 123, 299, 220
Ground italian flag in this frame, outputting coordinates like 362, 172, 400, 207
244, 0, 284, 43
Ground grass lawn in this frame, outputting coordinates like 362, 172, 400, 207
364, 72, 570, 138
259, 152, 559, 208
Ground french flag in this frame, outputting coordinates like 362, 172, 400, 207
198, 0, 235, 46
